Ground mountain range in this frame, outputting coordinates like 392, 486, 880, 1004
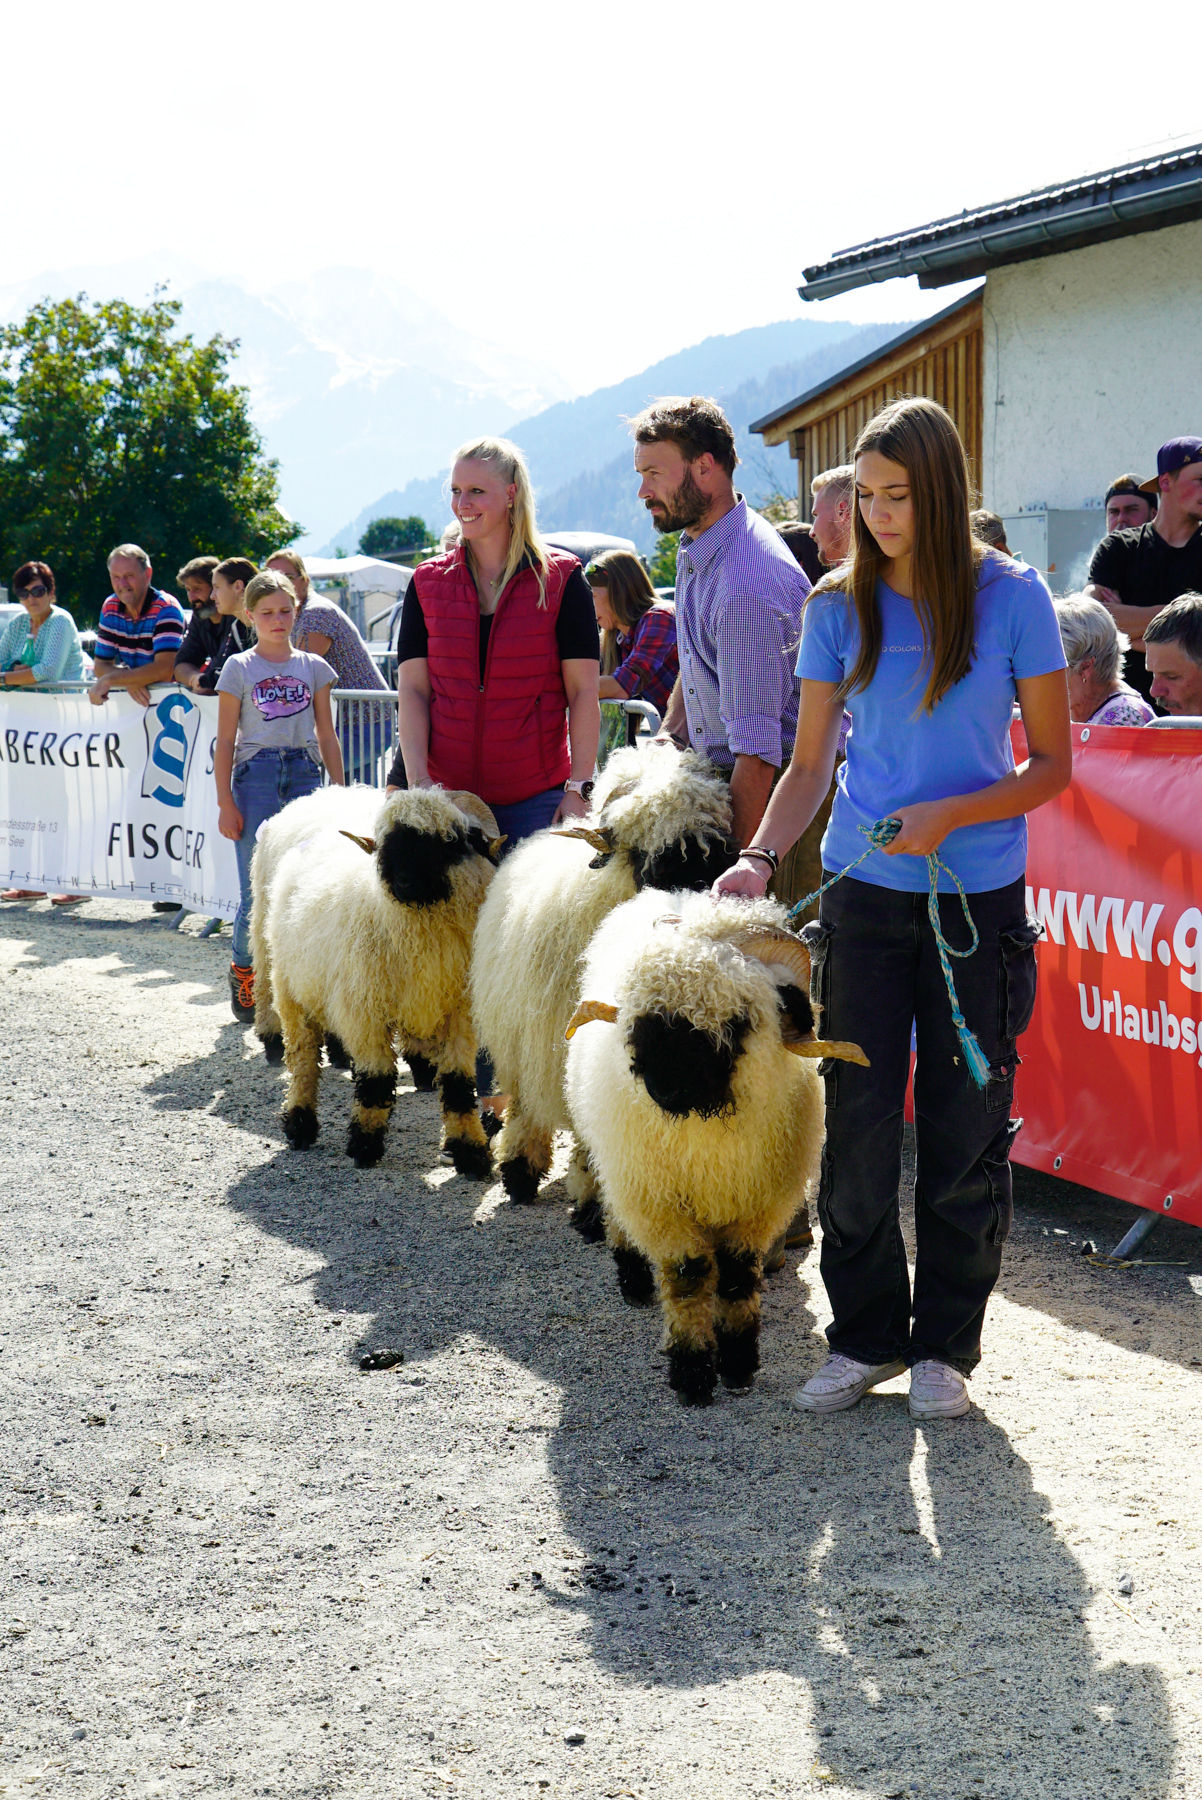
323, 317, 903, 555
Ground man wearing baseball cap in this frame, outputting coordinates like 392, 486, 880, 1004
1087, 437, 1202, 700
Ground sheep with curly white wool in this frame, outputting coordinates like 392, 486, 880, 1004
470, 744, 737, 1219
251, 784, 503, 1173
563, 889, 868, 1406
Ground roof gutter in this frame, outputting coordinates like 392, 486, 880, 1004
799, 170, 1202, 301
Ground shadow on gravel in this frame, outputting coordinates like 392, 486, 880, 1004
223, 1133, 1176, 1800
1000, 1165, 1202, 1377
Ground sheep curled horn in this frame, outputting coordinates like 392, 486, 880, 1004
566, 922, 871, 1066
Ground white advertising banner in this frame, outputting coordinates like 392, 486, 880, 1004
0, 689, 240, 916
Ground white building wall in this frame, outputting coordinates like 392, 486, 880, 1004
981, 219, 1202, 514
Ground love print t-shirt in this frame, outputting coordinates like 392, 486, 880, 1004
216, 649, 338, 764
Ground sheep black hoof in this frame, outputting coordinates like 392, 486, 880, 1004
569, 1197, 606, 1243
260, 1032, 285, 1065
346, 1122, 386, 1168
668, 1344, 716, 1407
406, 1052, 438, 1091
717, 1324, 760, 1391
480, 1108, 504, 1141
613, 1247, 656, 1306
282, 1105, 318, 1149
324, 1032, 352, 1071
500, 1157, 542, 1205
447, 1135, 492, 1181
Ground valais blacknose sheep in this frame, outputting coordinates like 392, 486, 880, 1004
251, 784, 503, 1173
564, 889, 868, 1407
470, 745, 737, 1218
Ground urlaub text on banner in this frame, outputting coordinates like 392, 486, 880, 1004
0, 690, 240, 916
1013, 720, 1202, 1228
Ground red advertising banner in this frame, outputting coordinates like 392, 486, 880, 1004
1013, 720, 1202, 1227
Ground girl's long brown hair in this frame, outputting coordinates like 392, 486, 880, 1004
831, 396, 985, 713
585, 550, 657, 677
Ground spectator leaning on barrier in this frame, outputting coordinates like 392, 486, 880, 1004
173, 556, 224, 692
971, 509, 1011, 556
1, 560, 89, 907
775, 522, 825, 586
89, 544, 185, 709
810, 465, 855, 569
585, 549, 678, 765
631, 396, 811, 878
1054, 595, 1156, 726
1104, 473, 1156, 536
1144, 591, 1202, 718
1087, 438, 1202, 701
0, 561, 87, 688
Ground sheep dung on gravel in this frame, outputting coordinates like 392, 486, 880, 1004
251, 784, 503, 1175
563, 889, 869, 1407
470, 745, 737, 1221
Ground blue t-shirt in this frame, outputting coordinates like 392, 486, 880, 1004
796, 556, 1066, 893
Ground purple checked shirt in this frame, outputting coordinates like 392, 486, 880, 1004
674, 497, 810, 769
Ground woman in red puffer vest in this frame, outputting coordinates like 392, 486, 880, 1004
387, 436, 600, 841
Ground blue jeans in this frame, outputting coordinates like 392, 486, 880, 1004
477, 786, 565, 1094
230, 749, 323, 965
801, 874, 1040, 1375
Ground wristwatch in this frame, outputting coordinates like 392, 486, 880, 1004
564, 779, 595, 802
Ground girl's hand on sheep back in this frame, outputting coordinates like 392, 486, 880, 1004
711, 855, 772, 900
219, 800, 244, 841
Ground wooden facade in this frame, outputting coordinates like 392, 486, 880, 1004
755, 296, 983, 517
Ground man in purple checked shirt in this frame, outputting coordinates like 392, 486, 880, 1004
631, 396, 811, 893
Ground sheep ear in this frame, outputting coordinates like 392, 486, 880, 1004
488, 836, 506, 860
340, 831, 377, 854
785, 1036, 871, 1067
564, 1000, 619, 1040
554, 826, 613, 855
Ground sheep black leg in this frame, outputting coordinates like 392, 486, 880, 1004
714, 1243, 763, 1394
661, 1253, 718, 1407
347, 1067, 396, 1167
606, 1220, 655, 1305
404, 1050, 438, 1092
438, 1069, 492, 1180
324, 1032, 352, 1071
565, 1140, 605, 1240
497, 1107, 552, 1205
279, 995, 321, 1149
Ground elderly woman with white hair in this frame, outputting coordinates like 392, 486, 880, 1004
1055, 595, 1157, 726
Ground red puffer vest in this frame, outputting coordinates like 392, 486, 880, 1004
417, 546, 576, 807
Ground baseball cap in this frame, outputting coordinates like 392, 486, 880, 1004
1139, 437, 1202, 494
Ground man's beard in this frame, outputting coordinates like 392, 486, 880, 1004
645, 463, 709, 534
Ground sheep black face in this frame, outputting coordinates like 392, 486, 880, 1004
376, 825, 479, 907
631, 833, 739, 894
778, 982, 816, 1042
627, 1011, 750, 1118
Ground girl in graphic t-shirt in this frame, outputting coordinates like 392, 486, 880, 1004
215, 569, 344, 1023
715, 398, 1072, 1423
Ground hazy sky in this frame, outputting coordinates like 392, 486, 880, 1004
9, 0, 1201, 391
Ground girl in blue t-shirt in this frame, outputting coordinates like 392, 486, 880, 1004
215, 569, 344, 1024
715, 397, 1071, 1422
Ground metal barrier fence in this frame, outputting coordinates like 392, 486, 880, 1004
333, 691, 662, 789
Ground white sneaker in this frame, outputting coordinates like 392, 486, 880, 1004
791, 1353, 907, 1415
908, 1359, 970, 1419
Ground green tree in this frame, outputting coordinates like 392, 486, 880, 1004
359, 514, 429, 558
0, 291, 298, 625
648, 531, 681, 588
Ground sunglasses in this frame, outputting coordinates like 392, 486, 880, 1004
17, 583, 49, 600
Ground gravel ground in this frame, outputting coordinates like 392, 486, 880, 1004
2, 896, 1201, 1800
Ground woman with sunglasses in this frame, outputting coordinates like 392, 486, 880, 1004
1, 561, 89, 904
